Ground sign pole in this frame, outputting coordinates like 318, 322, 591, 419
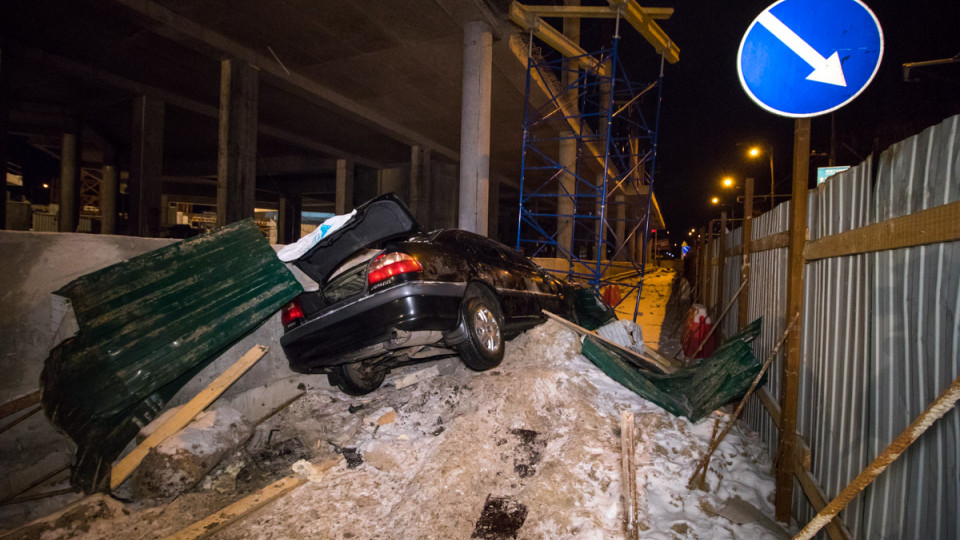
775, 117, 810, 520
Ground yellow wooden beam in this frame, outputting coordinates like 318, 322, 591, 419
110, 345, 269, 491
509, 2, 610, 77
607, 0, 680, 64
804, 200, 960, 261
520, 5, 673, 20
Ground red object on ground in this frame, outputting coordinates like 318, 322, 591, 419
601, 285, 622, 307
680, 304, 719, 359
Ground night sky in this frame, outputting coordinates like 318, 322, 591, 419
619, 0, 960, 249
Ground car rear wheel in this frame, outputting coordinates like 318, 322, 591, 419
457, 295, 504, 371
330, 361, 386, 396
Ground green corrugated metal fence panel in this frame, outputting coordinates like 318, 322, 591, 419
40, 220, 302, 491
582, 319, 763, 423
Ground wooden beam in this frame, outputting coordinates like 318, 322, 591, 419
165, 457, 341, 539
804, 200, 960, 261
0, 391, 40, 421
751, 230, 789, 253
520, 5, 673, 20
775, 118, 810, 521
755, 388, 850, 540
620, 410, 639, 540
110, 345, 269, 491
606, 0, 680, 63
738, 178, 753, 329
164, 476, 304, 539
509, 3, 611, 77
107, 0, 460, 161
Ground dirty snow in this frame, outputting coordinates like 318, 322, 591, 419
7, 268, 789, 539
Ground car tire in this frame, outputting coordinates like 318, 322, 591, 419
457, 294, 504, 371
330, 362, 386, 396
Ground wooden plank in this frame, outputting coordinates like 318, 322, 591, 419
0, 391, 40, 421
519, 4, 673, 19
542, 310, 677, 373
165, 457, 341, 539
755, 392, 850, 540
164, 475, 305, 539
738, 178, 754, 330
509, 3, 610, 77
775, 117, 810, 521
804, 200, 960, 261
794, 375, 960, 540
606, 0, 680, 63
109, 345, 269, 491
620, 411, 639, 540
751, 231, 789, 253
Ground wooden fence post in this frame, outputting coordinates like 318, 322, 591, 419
738, 178, 754, 329
775, 117, 810, 520
717, 211, 727, 316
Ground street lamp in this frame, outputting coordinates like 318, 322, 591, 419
747, 145, 775, 205
711, 196, 720, 205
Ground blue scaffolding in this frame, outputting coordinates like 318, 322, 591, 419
515, 30, 665, 318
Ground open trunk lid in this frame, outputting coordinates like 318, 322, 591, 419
283, 193, 421, 284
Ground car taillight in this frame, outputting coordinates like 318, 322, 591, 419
281, 298, 305, 328
367, 252, 422, 286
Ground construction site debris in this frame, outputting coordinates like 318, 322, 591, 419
130, 408, 252, 500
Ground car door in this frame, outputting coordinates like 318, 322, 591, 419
459, 233, 532, 327
499, 248, 566, 315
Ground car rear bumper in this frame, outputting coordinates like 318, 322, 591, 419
280, 281, 465, 372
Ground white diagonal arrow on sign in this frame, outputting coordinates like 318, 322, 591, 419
757, 10, 847, 87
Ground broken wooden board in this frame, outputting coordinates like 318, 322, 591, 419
110, 345, 269, 491
543, 310, 677, 373
165, 458, 341, 540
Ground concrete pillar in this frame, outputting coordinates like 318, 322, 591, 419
130, 95, 164, 237
557, 5, 580, 258
58, 129, 80, 232
409, 145, 431, 222
278, 193, 301, 244
458, 20, 492, 236
100, 163, 118, 234
336, 159, 354, 214
488, 177, 500, 242
217, 59, 259, 228
0, 41, 7, 231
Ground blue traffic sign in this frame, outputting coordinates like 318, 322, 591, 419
737, 0, 883, 117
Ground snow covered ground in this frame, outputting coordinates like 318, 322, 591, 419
9, 268, 789, 539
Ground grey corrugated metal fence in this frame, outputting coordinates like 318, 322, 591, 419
702, 114, 959, 539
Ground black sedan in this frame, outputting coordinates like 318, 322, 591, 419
279, 194, 574, 395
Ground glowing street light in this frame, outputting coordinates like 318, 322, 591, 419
722, 176, 735, 188
747, 145, 775, 203
711, 196, 720, 205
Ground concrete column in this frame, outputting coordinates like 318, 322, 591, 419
58, 129, 80, 232
409, 145, 430, 222
458, 20, 492, 236
217, 59, 259, 228
278, 193, 301, 244
615, 194, 626, 260
336, 159, 354, 215
557, 5, 580, 258
0, 42, 7, 230
488, 177, 500, 242
130, 95, 164, 237
100, 163, 118, 234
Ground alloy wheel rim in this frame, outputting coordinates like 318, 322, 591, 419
473, 306, 501, 352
